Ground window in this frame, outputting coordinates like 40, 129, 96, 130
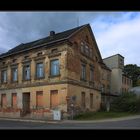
24, 55, 29, 59
50, 59, 60, 76
50, 90, 58, 109
81, 45, 84, 53
36, 91, 43, 109
12, 67, 18, 82
107, 73, 110, 81
85, 45, 89, 55
81, 92, 86, 108
36, 62, 44, 78
81, 64, 86, 80
2, 62, 6, 65
85, 35, 89, 43
1, 70, 7, 83
1, 94, 7, 108
12, 93, 17, 108
12, 59, 17, 63
51, 48, 58, 53
90, 67, 94, 81
37, 52, 43, 56
23, 64, 30, 80
90, 93, 93, 109
89, 48, 93, 58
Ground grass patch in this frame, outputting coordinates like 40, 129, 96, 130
74, 111, 140, 120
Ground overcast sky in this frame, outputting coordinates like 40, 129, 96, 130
0, 12, 139, 66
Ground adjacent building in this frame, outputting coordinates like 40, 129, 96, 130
103, 54, 132, 95
0, 24, 104, 119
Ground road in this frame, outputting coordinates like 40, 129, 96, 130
0, 117, 140, 129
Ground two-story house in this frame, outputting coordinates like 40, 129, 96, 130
0, 24, 104, 119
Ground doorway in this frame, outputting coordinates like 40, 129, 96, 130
22, 92, 30, 115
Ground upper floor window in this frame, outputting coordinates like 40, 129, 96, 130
81, 64, 86, 80
89, 48, 93, 58
80, 42, 84, 53
23, 64, 30, 80
1, 70, 7, 83
36, 62, 44, 78
12, 59, 17, 63
50, 59, 60, 76
90, 67, 94, 81
85, 45, 89, 56
12, 67, 18, 82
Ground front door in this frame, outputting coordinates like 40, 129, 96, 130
23, 93, 30, 114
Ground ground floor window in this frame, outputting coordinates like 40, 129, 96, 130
90, 93, 93, 109
36, 91, 43, 109
50, 90, 58, 109
1, 94, 7, 108
12, 93, 17, 108
81, 92, 86, 109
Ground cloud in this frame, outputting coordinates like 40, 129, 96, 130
91, 12, 140, 65
0, 12, 140, 66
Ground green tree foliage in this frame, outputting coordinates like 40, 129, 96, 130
111, 92, 140, 113
123, 64, 140, 87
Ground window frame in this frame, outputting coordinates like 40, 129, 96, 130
11, 66, 18, 82
1, 69, 7, 84
36, 62, 45, 79
81, 63, 86, 81
50, 59, 60, 77
23, 63, 31, 81
90, 66, 94, 82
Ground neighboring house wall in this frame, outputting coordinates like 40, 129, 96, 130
103, 54, 132, 95
111, 68, 123, 94
122, 75, 132, 93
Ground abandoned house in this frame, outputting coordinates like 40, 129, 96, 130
0, 24, 111, 119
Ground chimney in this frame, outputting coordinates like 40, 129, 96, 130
50, 31, 55, 37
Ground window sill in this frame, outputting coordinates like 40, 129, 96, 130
22, 79, 31, 82
11, 81, 18, 83
80, 78, 87, 82
49, 74, 61, 78
35, 77, 45, 80
1, 82, 8, 84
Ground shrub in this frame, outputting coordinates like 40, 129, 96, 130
111, 92, 140, 113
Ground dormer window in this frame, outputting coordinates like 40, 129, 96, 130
24, 55, 29, 59
2, 62, 6, 65
37, 52, 43, 56
51, 48, 58, 53
13, 59, 17, 63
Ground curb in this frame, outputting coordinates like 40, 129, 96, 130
0, 118, 61, 124
62, 115, 140, 124
0, 115, 140, 124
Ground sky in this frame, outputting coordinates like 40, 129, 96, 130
0, 12, 139, 66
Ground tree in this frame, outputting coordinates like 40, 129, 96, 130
123, 64, 140, 87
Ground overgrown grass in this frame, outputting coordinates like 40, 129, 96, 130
74, 111, 140, 120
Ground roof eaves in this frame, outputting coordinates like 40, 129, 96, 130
0, 38, 68, 59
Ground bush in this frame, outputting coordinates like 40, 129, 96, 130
111, 92, 140, 113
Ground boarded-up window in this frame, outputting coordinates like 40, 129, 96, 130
81, 92, 86, 108
50, 90, 58, 108
36, 91, 43, 108
12, 93, 17, 108
1, 94, 7, 108
90, 93, 93, 109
